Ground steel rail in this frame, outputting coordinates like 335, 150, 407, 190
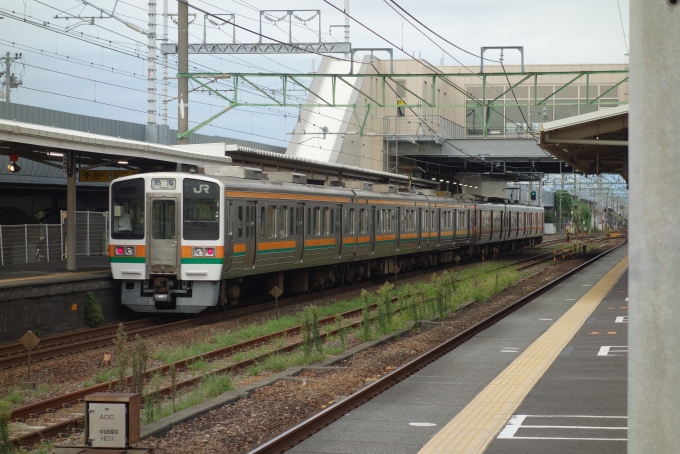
10, 238, 623, 448
248, 239, 627, 454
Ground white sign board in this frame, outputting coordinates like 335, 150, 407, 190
88, 402, 127, 448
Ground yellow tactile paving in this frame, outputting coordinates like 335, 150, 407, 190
418, 255, 629, 454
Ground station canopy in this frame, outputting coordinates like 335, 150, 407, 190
538, 105, 628, 181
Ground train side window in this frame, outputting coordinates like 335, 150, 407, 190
313, 207, 320, 236
289, 207, 294, 236
259, 206, 266, 237
391, 210, 395, 233
307, 208, 312, 235
329, 208, 334, 235
348, 208, 355, 234
278, 206, 287, 238
267, 205, 277, 238
237, 206, 243, 238
321, 207, 328, 235
343, 209, 348, 234
359, 208, 366, 234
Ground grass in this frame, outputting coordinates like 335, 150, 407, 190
151, 261, 522, 370
136, 263, 524, 427
144, 373, 234, 424
1, 383, 55, 408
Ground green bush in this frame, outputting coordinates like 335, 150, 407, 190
84, 292, 105, 328
0, 399, 11, 454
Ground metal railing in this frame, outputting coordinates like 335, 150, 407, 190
383, 115, 466, 140
0, 211, 109, 265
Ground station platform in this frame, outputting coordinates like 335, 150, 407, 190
0, 256, 119, 344
0, 256, 110, 289
290, 244, 629, 454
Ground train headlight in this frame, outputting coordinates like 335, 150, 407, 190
114, 246, 135, 256
193, 247, 204, 256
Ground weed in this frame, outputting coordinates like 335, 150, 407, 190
361, 289, 371, 341
83, 380, 94, 388
93, 369, 115, 384
0, 399, 11, 454
84, 291, 105, 328
114, 324, 128, 393
169, 364, 177, 413
188, 359, 210, 374
130, 335, 148, 395
335, 315, 345, 349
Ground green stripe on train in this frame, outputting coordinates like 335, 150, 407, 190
110, 257, 145, 263
306, 245, 335, 250
181, 257, 224, 264
258, 248, 296, 255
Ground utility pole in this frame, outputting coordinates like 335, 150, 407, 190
2, 52, 23, 103
177, 1, 189, 144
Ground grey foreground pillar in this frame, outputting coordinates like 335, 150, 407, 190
629, 0, 680, 451
66, 161, 77, 271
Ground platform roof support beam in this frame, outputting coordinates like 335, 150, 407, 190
629, 0, 680, 452
66, 151, 76, 271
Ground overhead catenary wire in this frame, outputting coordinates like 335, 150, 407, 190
8, 1, 543, 177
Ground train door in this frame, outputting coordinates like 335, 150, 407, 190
334, 204, 342, 259
244, 201, 257, 270
436, 208, 441, 246
417, 207, 422, 249
396, 207, 401, 251
225, 201, 234, 270
148, 194, 179, 273
370, 206, 376, 254
295, 203, 304, 264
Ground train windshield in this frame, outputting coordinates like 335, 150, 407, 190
183, 178, 220, 240
111, 178, 145, 239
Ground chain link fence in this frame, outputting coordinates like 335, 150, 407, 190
0, 211, 109, 265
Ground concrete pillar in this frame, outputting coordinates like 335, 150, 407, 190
66, 161, 77, 271
629, 0, 680, 451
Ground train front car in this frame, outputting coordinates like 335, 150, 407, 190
110, 174, 225, 313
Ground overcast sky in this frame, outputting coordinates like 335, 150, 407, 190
0, 0, 630, 147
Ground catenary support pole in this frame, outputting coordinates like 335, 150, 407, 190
148, 0, 157, 127
66, 157, 77, 271
344, 0, 350, 60
629, 0, 680, 452
4, 52, 10, 103
177, 0, 189, 144
162, 0, 168, 126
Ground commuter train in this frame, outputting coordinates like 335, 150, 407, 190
109, 167, 544, 313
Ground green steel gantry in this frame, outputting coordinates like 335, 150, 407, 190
177, 70, 629, 139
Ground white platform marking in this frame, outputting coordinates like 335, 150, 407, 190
501, 347, 520, 353
565, 299, 576, 301
597, 346, 628, 356
615, 316, 628, 323
409, 422, 436, 427
539, 318, 553, 321
582, 284, 592, 287
497, 415, 627, 441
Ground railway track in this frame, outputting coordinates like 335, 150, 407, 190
249, 238, 627, 454
7, 236, 619, 448
0, 238, 603, 371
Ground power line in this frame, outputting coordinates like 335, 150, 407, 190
615, 0, 629, 56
